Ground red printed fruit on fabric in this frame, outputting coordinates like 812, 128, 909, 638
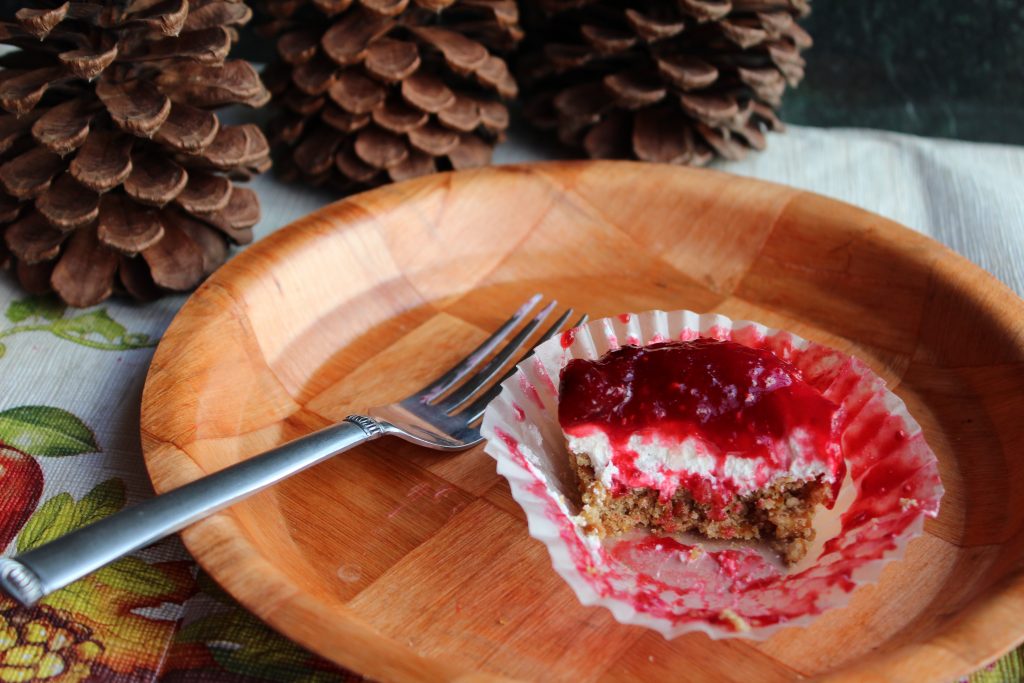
0, 444, 43, 551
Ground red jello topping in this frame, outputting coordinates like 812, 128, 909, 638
558, 339, 844, 499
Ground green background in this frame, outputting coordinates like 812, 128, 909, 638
780, 1, 1024, 144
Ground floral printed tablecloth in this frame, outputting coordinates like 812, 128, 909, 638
1, 125, 1022, 682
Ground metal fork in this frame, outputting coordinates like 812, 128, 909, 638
0, 295, 580, 607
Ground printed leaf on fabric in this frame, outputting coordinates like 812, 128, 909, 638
0, 406, 98, 458
0, 294, 157, 355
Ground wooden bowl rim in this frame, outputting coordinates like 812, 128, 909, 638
140, 160, 1024, 682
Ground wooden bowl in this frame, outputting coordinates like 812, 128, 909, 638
140, 162, 1024, 682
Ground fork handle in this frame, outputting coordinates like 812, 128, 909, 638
0, 416, 384, 607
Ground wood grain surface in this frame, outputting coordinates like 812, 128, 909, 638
139, 161, 1024, 682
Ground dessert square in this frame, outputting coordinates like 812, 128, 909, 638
483, 310, 943, 637
558, 338, 845, 564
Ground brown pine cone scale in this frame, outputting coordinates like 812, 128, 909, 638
0, 0, 271, 307
518, 0, 812, 166
263, 0, 521, 191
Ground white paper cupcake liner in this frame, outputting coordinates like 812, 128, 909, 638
481, 310, 943, 639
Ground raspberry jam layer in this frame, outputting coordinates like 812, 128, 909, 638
558, 339, 844, 504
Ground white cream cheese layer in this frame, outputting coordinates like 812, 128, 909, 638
566, 429, 835, 498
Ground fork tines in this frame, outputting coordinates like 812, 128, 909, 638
416, 295, 585, 423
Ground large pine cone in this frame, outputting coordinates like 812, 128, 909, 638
518, 0, 812, 165
262, 0, 521, 191
0, 1, 271, 307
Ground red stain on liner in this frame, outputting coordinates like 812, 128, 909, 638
561, 327, 577, 349
705, 325, 731, 341
731, 325, 767, 348
495, 428, 528, 469
533, 356, 558, 396
518, 374, 545, 410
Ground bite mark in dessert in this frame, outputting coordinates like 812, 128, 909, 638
558, 338, 845, 564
